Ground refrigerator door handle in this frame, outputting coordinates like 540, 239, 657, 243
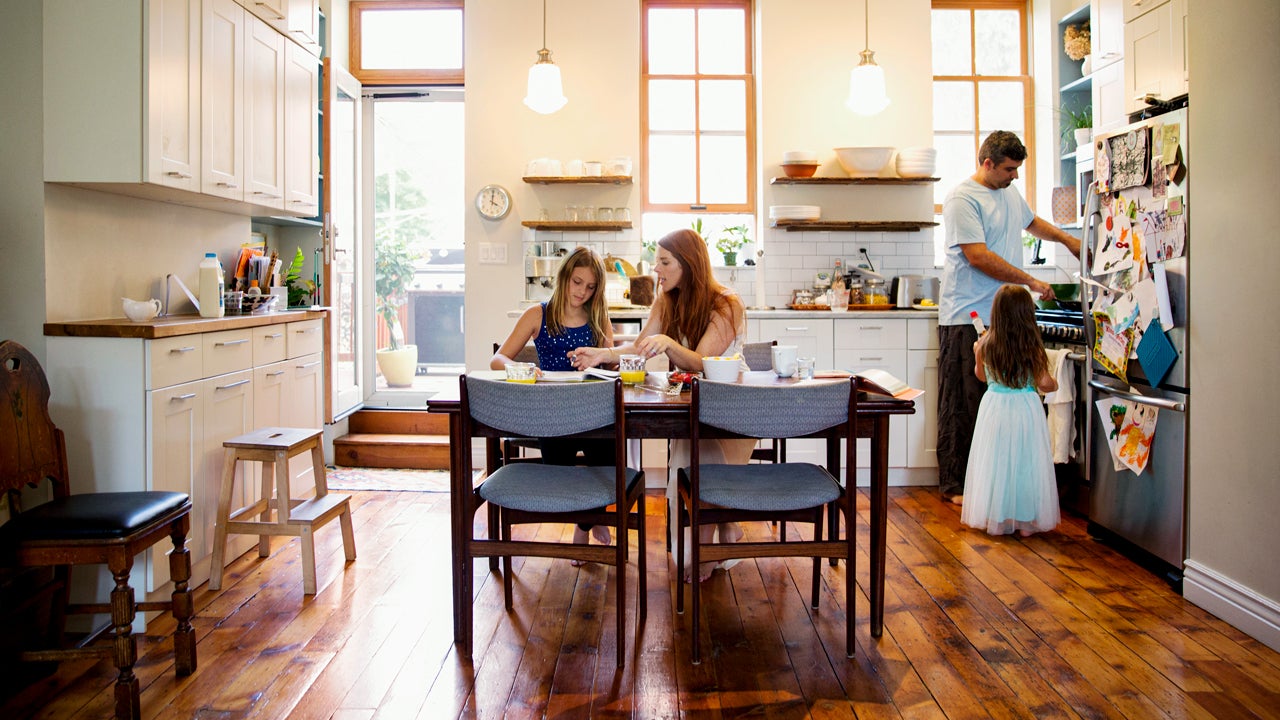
1088, 379, 1187, 412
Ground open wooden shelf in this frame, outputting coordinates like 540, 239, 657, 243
769, 176, 939, 185
521, 220, 633, 232
771, 219, 939, 232
522, 176, 633, 185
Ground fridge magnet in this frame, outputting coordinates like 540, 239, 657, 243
1167, 195, 1183, 215
1116, 403, 1158, 475
1093, 312, 1133, 381
1095, 398, 1130, 472
1161, 123, 1181, 165
1136, 319, 1178, 387
1108, 127, 1150, 190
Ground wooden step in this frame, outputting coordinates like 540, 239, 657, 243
347, 409, 450, 435
332, 433, 451, 469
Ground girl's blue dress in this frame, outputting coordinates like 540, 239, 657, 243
960, 376, 1060, 535
533, 303, 596, 371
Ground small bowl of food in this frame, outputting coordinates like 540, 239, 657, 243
701, 356, 741, 383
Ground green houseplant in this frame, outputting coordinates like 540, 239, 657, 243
374, 235, 419, 387
715, 224, 750, 266
1061, 104, 1093, 153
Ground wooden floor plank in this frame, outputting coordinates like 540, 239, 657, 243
6, 486, 1280, 720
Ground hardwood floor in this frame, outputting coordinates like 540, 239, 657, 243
5, 485, 1279, 719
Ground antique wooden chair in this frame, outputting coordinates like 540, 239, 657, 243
0, 340, 195, 720
675, 376, 859, 663
457, 375, 646, 668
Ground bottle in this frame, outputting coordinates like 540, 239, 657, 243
969, 310, 986, 335
199, 253, 225, 318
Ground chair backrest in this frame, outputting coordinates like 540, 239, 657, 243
492, 342, 540, 365
462, 375, 618, 438
693, 377, 854, 440
741, 340, 776, 372
0, 340, 71, 502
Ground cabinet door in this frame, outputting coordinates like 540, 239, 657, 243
285, 353, 323, 497
1091, 0, 1125, 71
287, 0, 321, 51
1092, 61, 1127, 134
149, 380, 204, 590
1124, 2, 1179, 114
906, 349, 939, 468
202, 0, 246, 200
201, 370, 257, 577
148, 0, 201, 190
284, 42, 320, 215
246, 15, 286, 209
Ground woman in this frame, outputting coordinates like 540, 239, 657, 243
571, 228, 753, 582
491, 246, 616, 555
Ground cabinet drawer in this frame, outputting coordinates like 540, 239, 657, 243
835, 348, 907, 375
204, 329, 255, 376
287, 319, 323, 358
756, 318, 834, 368
907, 318, 939, 350
149, 336, 204, 390
833, 318, 906, 350
253, 324, 289, 366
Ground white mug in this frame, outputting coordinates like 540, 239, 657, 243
771, 344, 798, 377
122, 297, 162, 322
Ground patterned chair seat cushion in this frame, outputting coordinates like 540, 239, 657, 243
692, 463, 840, 511
479, 464, 643, 513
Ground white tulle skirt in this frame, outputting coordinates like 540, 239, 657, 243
960, 383, 1060, 536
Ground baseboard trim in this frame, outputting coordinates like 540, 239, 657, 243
1183, 559, 1280, 653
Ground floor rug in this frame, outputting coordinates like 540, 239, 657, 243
325, 466, 462, 492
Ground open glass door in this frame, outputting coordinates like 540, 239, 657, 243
323, 58, 363, 421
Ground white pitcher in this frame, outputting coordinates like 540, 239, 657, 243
122, 297, 162, 322
771, 345, 798, 377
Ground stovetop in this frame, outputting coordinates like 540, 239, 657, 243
1036, 308, 1085, 344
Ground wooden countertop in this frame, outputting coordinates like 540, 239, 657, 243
44, 309, 328, 339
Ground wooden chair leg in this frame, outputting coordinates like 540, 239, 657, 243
339, 502, 357, 562
636, 495, 647, 622
502, 516, 514, 610
811, 508, 822, 609
258, 457, 273, 557
208, 449, 240, 591
108, 564, 140, 720
300, 525, 317, 595
487, 503, 500, 572
169, 524, 197, 676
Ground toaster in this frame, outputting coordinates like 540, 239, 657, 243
891, 275, 939, 308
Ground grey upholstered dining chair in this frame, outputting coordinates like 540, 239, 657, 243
741, 340, 786, 464
457, 375, 646, 668
675, 376, 859, 663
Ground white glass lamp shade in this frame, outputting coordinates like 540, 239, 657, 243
524, 51, 567, 114
846, 50, 889, 116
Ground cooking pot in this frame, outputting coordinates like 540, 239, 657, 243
891, 275, 939, 308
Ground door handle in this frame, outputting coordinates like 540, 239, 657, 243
1088, 379, 1186, 412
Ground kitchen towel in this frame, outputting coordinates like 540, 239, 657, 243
1043, 348, 1077, 464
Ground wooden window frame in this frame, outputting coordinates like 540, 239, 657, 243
350, 0, 464, 86
931, 0, 1034, 213
641, 0, 756, 215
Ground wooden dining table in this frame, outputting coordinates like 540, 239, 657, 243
426, 370, 916, 649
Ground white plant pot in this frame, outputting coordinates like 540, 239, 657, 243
1074, 128, 1093, 153
1081, 55, 1092, 75
376, 345, 418, 387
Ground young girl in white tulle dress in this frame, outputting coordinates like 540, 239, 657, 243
960, 284, 1061, 537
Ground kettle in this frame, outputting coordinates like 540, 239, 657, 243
890, 275, 939, 308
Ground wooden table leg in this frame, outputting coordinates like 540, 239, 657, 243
448, 410, 469, 649
870, 415, 889, 638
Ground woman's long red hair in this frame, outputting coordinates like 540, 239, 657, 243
655, 228, 734, 346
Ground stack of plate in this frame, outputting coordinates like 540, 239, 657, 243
769, 205, 821, 221
896, 147, 937, 178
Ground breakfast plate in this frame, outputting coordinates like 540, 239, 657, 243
912, 302, 939, 310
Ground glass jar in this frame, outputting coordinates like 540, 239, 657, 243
847, 279, 865, 305
864, 278, 889, 306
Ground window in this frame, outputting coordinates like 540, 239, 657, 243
350, 1, 464, 86
642, 1, 755, 215
931, 0, 1035, 264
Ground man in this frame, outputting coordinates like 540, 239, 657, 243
937, 131, 1081, 505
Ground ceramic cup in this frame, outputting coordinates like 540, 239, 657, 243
771, 344, 798, 378
122, 297, 161, 323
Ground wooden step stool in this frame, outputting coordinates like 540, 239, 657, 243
209, 427, 356, 594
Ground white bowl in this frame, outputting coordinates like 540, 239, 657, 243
834, 147, 895, 177
702, 356, 741, 383
782, 150, 818, 163
896, 159, 937, 178
897, 146, 937, 160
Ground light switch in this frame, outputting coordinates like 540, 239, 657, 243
479, 242, 507, 264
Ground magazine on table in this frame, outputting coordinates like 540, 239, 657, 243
537, 368, 620, 382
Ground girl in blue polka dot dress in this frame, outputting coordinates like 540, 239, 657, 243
491, 246, 617, 556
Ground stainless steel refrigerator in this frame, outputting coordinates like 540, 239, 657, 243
1082, 104, 1189, 585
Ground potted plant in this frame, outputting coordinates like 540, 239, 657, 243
283, 246, 317, 308
715, 224, 750, 266
374, 235, 419, 387
1061, 104, 1093, 154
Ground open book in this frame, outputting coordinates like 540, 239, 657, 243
853, 369, 924, 401
537, 368, 620, 383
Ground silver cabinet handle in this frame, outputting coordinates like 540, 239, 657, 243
166, 171, 192, 179
215, 339, 249, 347
171, 393, 197, 401
858, 357, 884, 362
170, 346, 197, 354
264, 332, 283, 339
785, 326, 808, 332
1088, 379, 1186, 412
296, 361, 321, 369
859, 325, 884, 330
217, 181, 239, 188
268, 370, 286, 377
295, 327, 318, 334
215, 379, 251, 391
253, 191, 282, 199
255, 1, 284, 18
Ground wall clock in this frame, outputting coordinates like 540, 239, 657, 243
475, 184, 512, 220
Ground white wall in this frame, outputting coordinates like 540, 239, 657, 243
1183, 0, 1280, 650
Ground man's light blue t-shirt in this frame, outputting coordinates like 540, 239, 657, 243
939, 178, 1035, 326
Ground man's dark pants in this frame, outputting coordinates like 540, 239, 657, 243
937, 324, 987, 497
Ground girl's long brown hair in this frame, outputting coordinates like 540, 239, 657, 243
546, 246, 609, 347
655, 228, 736, 346
985, 284, 1049, 388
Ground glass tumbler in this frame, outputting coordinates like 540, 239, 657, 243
796, 356, 816, 380
565, 204, 580, 222
505, 362, 536, 384
619, 354, 646, 385
597, 207, 613, 222
581, 206, 596, 222
615, 207, 631, 222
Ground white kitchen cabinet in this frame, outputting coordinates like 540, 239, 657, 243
246, 14, 287, 210
905, 319, 939, 469
148, 378, 203, 590
284, 42, 321, 215
835, 318, 908, 469
197, 369, 257, 574
1091, 0, 1125, 71
236, 0, 320, 56
1124, 0, 1187, 115
202, 0, 247, 201
755, 318, 834, 369
1092, 60, 1127, 134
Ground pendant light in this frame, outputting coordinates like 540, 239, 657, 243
846, 0, 889, 116
523, 0, 567, 114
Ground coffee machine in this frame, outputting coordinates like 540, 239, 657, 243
525, 242, 566, 302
